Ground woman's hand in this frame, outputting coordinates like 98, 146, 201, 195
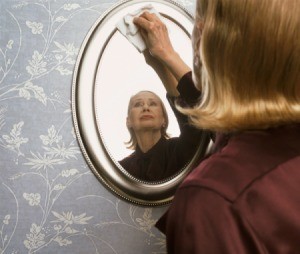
134, 11, 191, 85
133, 12, 175, 62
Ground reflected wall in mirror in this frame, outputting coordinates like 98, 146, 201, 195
72, 0, 210, 206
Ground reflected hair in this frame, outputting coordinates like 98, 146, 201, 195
125, 91, 170, 150
180, 0, 300, 132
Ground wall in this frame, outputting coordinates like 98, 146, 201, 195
0, 0, 195, 253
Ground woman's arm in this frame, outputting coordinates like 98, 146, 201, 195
134, 11, 192, 96
142, 50, 180, 96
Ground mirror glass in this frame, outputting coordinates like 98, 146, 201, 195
72, 0, 210, 206
95, 18, 191, 162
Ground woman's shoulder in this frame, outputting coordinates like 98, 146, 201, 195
180, 124, 300, 201
119, 151, 137, 166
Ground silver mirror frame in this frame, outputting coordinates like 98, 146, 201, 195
72, 0, 210, 206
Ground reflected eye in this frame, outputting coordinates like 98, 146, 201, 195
149, 101, 158, 106
133, 101, 143, 107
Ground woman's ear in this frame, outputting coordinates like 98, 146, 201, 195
126, 117, 132, 128
162, 118, 166, 128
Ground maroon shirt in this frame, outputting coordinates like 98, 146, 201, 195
156, 118, 300, 252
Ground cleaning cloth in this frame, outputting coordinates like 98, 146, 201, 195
116, 4, 163, 52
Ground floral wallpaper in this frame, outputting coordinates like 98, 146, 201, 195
0, 0, 195, 253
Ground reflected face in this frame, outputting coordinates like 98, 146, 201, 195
127, 91, 166, 133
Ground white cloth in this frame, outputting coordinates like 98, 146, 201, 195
116, 4, 163, 52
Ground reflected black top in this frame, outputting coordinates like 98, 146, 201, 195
119, 72, 204, 182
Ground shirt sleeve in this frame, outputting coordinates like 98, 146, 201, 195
166, 71, 201, 133
167, 71, 201, 108
159, 186, 261, 254
163, 71, 210, 173
175, 71, 202, 106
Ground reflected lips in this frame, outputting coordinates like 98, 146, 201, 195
140, 114, 154, 120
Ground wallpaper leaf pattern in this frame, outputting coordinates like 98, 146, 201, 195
0, 0, 194, 253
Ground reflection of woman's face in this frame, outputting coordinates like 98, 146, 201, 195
127, 91, 165, 133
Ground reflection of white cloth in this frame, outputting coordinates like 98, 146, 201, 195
116, 4, 163, 52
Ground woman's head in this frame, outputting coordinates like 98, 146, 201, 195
126, 91, 169, 149
185, 0, 300, 131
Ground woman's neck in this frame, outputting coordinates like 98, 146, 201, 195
135, 130, 162, 153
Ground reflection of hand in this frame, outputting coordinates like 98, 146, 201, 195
133, 12, 175, 63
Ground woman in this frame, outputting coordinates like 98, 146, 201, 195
134, 0, 300, 253
119, 57, 206, 182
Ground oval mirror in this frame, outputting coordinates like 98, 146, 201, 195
72, 0, 210, 206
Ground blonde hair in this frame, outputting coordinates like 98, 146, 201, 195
125, 91, 170, 150
181, 0, 300, 132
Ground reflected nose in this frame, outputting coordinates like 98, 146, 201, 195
142, 103, 150, 111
